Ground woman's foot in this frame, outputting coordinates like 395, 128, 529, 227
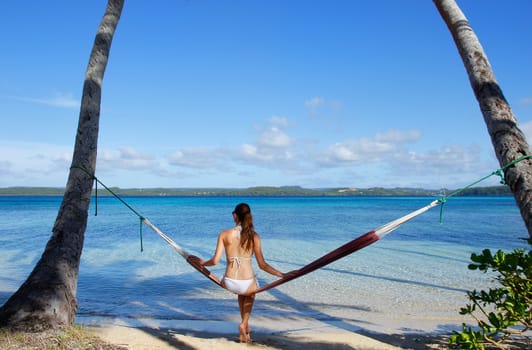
238, 323, 251, 343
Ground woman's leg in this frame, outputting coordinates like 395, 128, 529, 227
237, 294, 255, 342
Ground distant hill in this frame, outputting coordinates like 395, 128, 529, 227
0, 185, 512, 197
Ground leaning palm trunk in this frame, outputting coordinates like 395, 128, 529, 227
0, 0, 124, 330
434, 0, 532, 237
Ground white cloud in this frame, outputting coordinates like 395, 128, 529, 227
520, 120, 532, 144
269, 115, 289, 127
98, 147, 158, 171
0, 141, 72, 186
304, 96, 344, 113
241, 144, 272, 162
375, 129, 421, 143
167, 147, 225, 169
44, 94, 79, 109
0, 124, 498, 189
162, 117, 297, 174
315, 130, 497, 186
303, 96, 345, 133
239, 117, 297, 165
9, 92, 79, 109
257, 125, 292, 148
0, 160, 13, 175
519, 96, 532, 106
304, 97, 325, 108
389, 144, 483, 175
320, 129, 420, 165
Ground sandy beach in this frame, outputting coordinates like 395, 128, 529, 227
82, 316, 450, 350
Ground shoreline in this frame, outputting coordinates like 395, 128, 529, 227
79, 316, 452, 349
0, 185, 511, 197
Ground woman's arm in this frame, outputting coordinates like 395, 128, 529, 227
201, 232, 225, 267
253, 233, 284, 278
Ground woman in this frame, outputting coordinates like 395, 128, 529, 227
199, 203, 285, 343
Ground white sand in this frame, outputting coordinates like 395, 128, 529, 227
82, 316, 449, 350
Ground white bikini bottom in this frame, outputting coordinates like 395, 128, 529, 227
222, 276, 257, 295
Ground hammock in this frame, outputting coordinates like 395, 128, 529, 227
144, 200, 440, 294
73, 155, 529, 295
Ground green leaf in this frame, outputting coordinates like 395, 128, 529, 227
488, 312, 501, 328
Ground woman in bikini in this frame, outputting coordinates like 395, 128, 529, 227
199, 203, 285, 343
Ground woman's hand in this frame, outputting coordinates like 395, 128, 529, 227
282, 270, 299, 279
187, 255, 205, 267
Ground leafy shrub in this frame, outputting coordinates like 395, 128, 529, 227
449, 239, 531, 349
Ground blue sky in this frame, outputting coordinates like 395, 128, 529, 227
1, 1, 531, 189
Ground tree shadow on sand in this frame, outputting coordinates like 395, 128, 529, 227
120, 324, 455, 350
140, 326, 373, 349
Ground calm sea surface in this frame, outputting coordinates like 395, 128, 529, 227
0, 195, 528, 333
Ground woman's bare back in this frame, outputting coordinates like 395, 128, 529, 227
223, 226, 254, 280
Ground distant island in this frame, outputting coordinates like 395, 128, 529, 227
0, 185, 512, 197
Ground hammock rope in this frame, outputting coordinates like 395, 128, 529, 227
71, 154, 530, 294
435, 154, 531, 223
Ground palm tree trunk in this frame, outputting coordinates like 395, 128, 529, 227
0, 0, 124, 330
434, 0, 532, 237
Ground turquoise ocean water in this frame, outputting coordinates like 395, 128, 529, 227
0, 195, 528, 333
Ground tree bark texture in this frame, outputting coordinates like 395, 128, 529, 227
434, 0, 532, 236
0, 0, 124, 330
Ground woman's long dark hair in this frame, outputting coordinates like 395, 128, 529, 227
233, 203, 255, 252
